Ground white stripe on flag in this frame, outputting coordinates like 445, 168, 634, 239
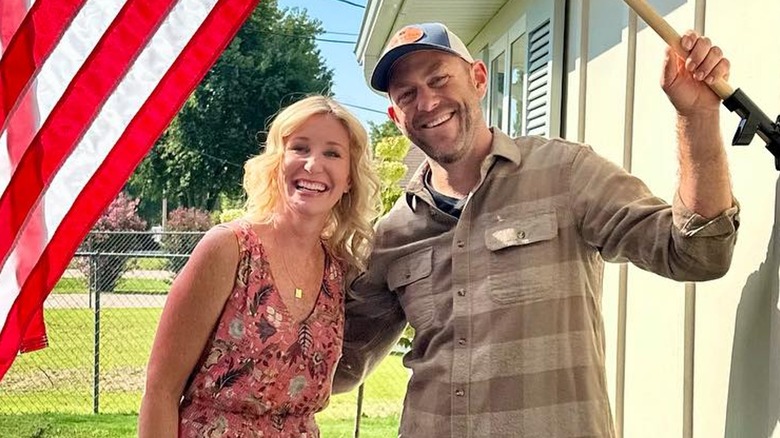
0, 131, 8, 214
33, 1, 124, 129
0, 250, 16, 330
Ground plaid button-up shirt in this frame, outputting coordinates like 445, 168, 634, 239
334, 130, 739, 437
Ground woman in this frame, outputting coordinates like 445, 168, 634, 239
138, 95, 380, 437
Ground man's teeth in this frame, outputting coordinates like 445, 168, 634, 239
297, 180, 327, 192
423, 113, 453, 128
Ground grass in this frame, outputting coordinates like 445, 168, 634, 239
0, 413, 400, 437
54, 257, 173, 295
0, 414, 138, 438
53, 277, 171, 295
131, 257, 167, 271
1, 307, 408, 436
1, 308, 163, 414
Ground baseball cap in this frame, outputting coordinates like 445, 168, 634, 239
370, 22, 474, 92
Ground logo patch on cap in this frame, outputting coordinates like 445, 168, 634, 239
386, 25, 425, 51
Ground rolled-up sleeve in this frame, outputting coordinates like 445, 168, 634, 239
667, 191, 740, 280
572, 144, 740, 282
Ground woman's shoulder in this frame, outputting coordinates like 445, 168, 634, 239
210, 218, 265, 247
192, 224, 242, 262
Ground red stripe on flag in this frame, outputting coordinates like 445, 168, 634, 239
1, 0, 48, 355
0, 0, 86, 135
0, 0, 263, 380
6, 47, 47, 355
0, 0, 177, 273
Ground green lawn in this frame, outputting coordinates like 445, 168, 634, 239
131, 257, 167, 271
0, 413, 400, 437
1, 307, 407, 436
53, 277, 170, 295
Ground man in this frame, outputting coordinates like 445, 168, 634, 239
334, 22, 738, 437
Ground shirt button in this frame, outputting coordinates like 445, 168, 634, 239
458, 338, 467, 345
457, 289, 466, 297
455, 389, 465, 397
517, 230, 526, 239
456, 240, 465, 248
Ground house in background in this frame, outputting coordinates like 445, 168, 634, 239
355, 1, 780, 437
398, 145, 426, 188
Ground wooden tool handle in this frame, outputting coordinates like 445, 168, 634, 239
622, 0, 734, 99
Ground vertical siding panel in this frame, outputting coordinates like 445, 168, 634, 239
684, 3, 706, 436
625, 1, 692, 437
617, 12, 638, 437
694, 2, 780, 437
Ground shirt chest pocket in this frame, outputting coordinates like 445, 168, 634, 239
387, 247, 434, 329
485, 210, 562, 304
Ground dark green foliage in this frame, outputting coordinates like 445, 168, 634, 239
129, 1, 334, 219
368, 119, 401, 148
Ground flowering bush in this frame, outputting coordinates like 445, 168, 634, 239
161, 207, 213, 274
79, 193, 148, 292
92, 193, 147, 232
166, 207, 213, 232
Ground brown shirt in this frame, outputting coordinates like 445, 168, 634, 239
334, 131, 739, 437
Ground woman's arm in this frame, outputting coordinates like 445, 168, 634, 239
138, 226, 239, 437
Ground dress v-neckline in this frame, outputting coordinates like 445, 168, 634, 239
273, 261, 325, 326
248, 224, 327, 326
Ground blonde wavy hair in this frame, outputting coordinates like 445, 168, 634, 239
243, 95, 380, 274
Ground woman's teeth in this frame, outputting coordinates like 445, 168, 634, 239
296, 180, 327, 192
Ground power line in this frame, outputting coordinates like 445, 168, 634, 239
324, 30, 358, 36
341, 102, 387, 115
260, 30, 355, 45
317, 37, 357, 44
328, 0, 366, 8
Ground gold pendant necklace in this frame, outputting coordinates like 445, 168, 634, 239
274, 232, 306, 300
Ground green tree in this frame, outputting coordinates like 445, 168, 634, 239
368, 118, 400, 146
374, 135, 410, 214
368, 119, 408, 215
129, 1, 334, 220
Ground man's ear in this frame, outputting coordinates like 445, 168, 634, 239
471, 60, 489, 98
388, 106, 399, 123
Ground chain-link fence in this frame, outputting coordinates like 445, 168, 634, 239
0, 230, 408, 435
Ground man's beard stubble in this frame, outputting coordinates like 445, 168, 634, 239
408, 101, 475, 165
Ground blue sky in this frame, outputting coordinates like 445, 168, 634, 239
277, 0, 390, 129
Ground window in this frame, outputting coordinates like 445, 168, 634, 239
487, 20, 527, 135
490, 51, 506, 131
509, 34, 527, 137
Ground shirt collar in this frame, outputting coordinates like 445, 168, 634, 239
404, 128, 523, 210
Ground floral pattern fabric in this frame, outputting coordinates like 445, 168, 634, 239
179, 220, 345, 437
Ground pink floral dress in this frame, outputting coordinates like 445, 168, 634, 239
178, 220, 345, 437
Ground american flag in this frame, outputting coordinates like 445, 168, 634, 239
0, 0, 260, 380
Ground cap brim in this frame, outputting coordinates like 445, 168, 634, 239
370, 44, 464, 92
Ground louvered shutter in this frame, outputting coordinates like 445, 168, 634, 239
525, 19, 552, 136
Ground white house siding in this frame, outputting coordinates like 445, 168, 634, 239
358, 0, 780, 436
567, 1, 780, 437
695, 2, 780, 438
